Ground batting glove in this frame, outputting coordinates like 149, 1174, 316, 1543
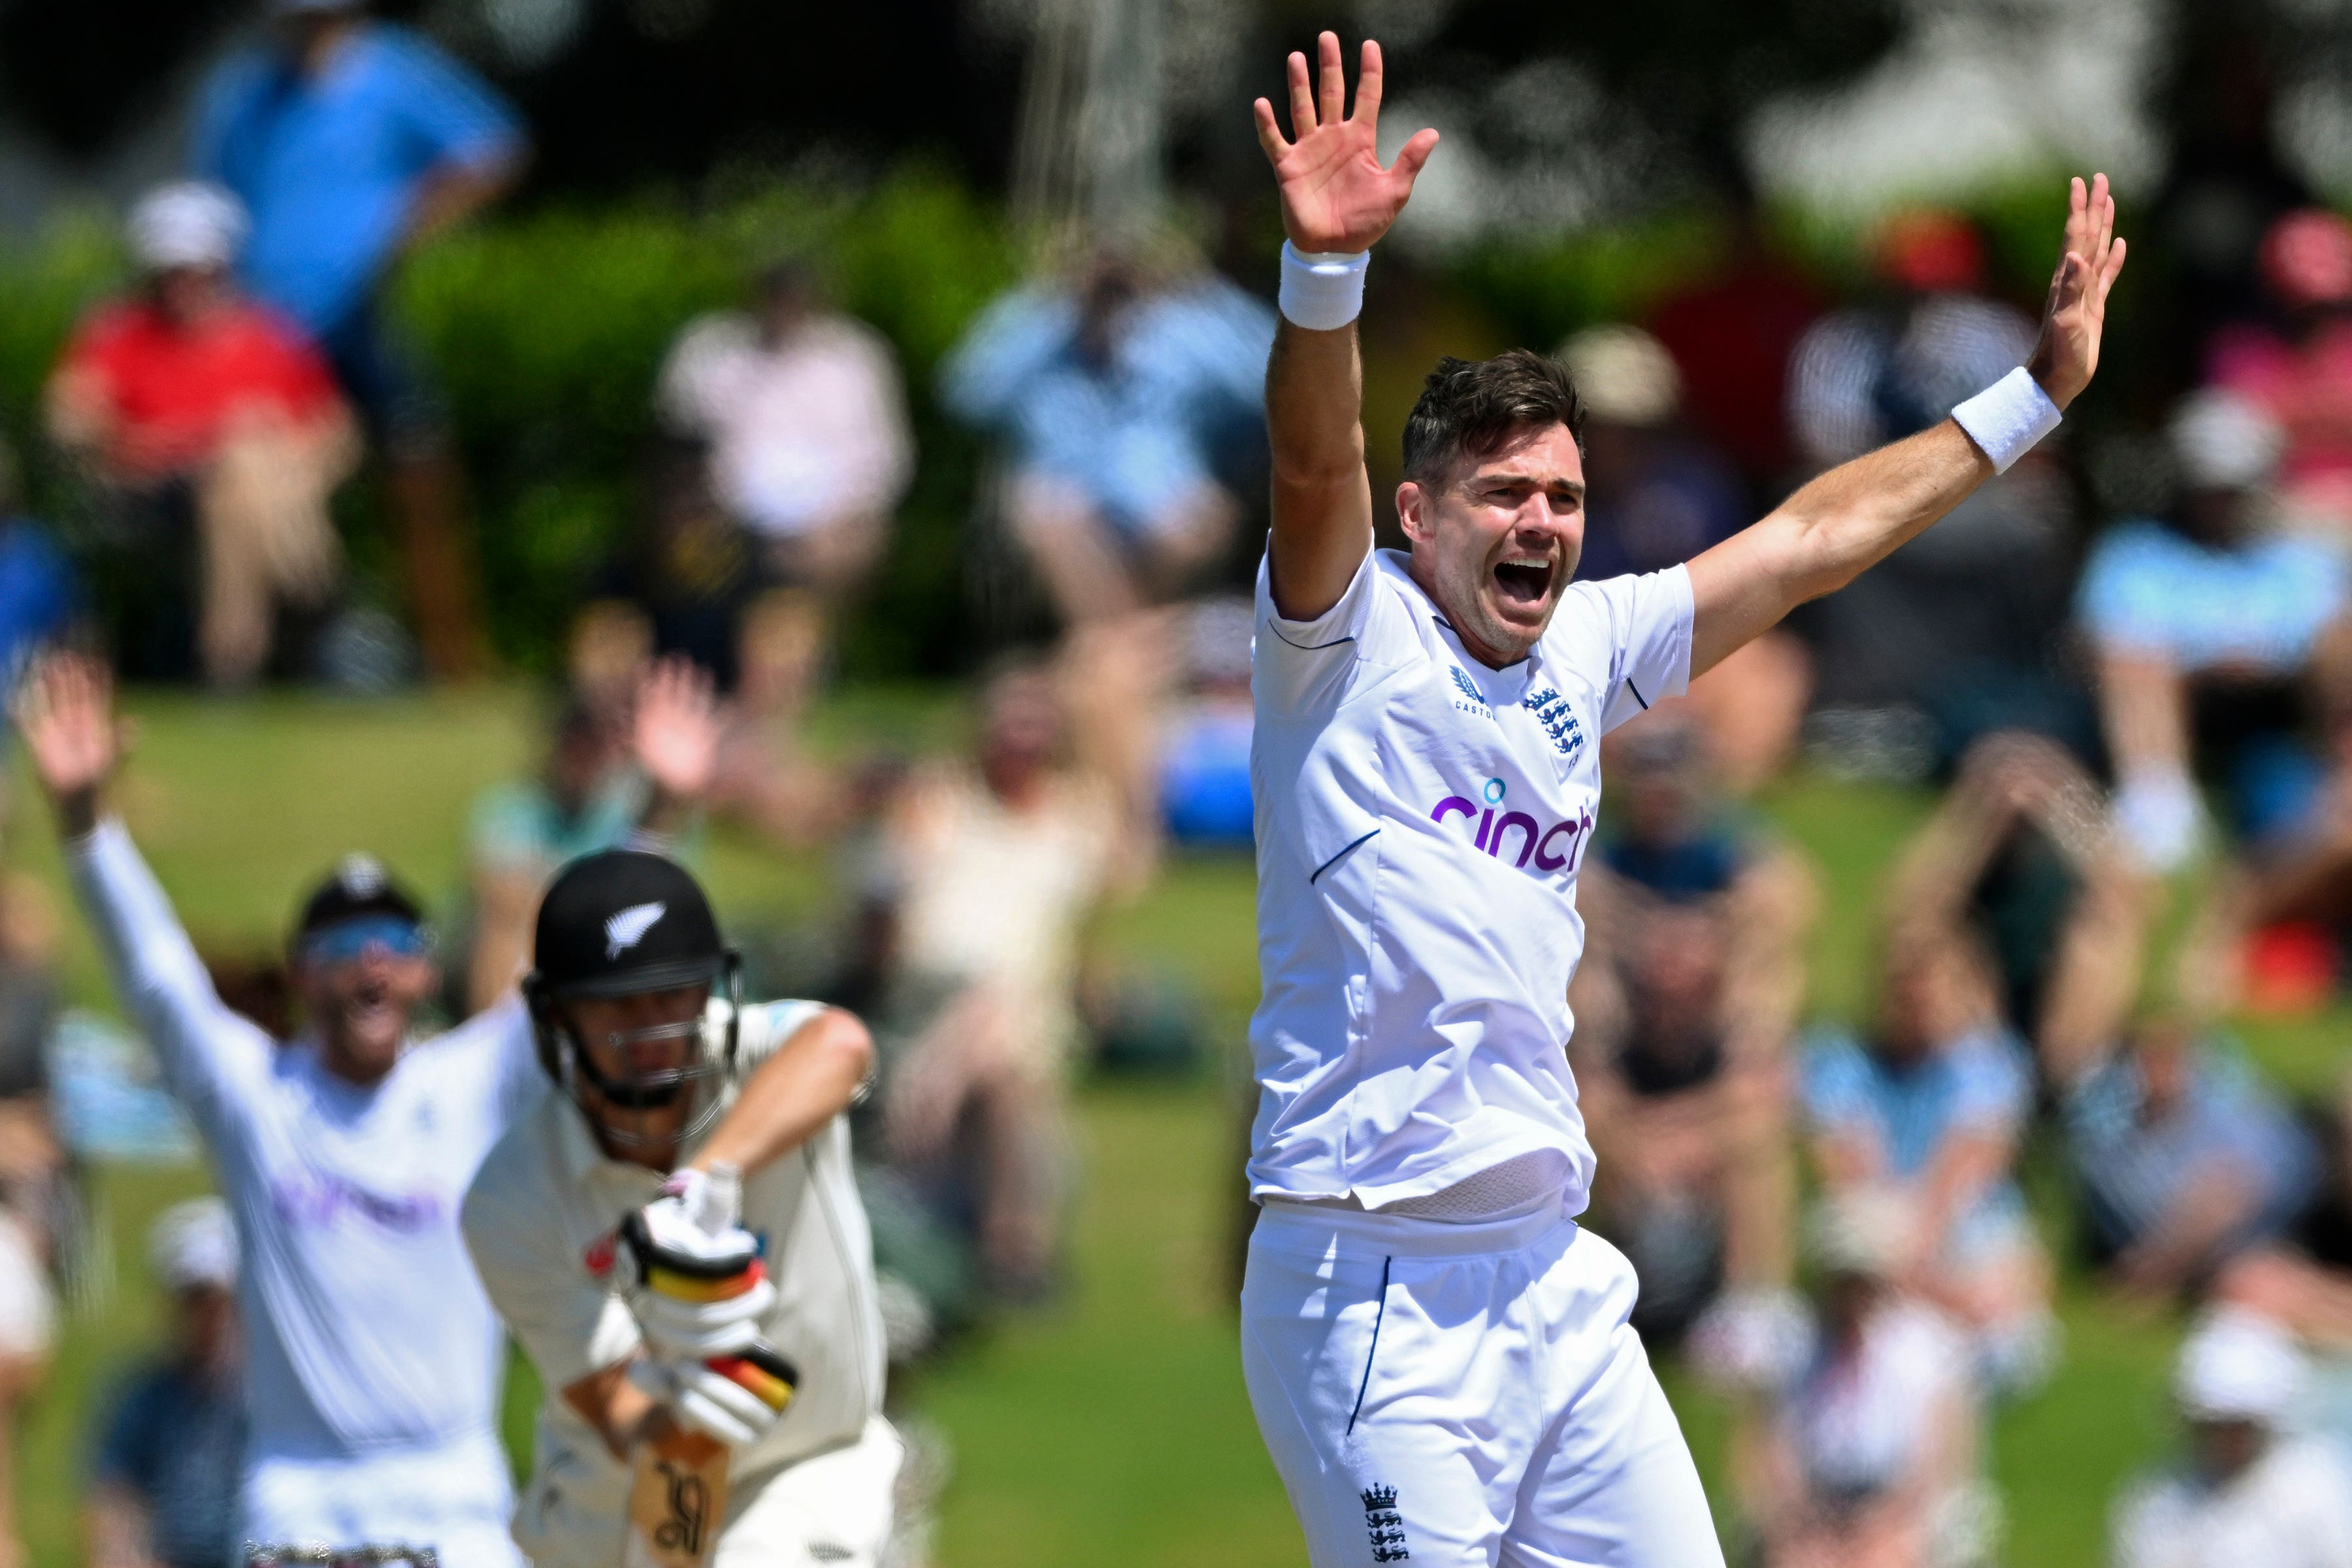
619, 1165, 777, 1360
628, 1343, 799, 1447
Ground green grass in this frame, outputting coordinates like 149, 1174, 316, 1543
5, 685, 2337, 1567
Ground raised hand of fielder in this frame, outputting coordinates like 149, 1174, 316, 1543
1253, 32, 1438, 255
2027, 173, 2128, 409
12, 651, 120, 835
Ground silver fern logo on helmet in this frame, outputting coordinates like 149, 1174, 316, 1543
604, 902, 666, 959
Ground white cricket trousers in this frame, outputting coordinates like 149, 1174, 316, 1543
1241, 1199, 1726, 1568
241, 1428, 523, 1568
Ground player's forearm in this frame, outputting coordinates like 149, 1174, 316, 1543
1264, 318, 1375, 620
1688, 420, 1991, 674
691, 1007, 872, 1175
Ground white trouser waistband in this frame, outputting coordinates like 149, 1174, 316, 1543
1254, 1192, 1571, 1260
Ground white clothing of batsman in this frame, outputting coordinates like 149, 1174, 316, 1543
1239, 32, 2126, 1566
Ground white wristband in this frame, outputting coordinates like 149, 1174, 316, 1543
1950, 367, 2063, 474
1278, 242, 1369, 331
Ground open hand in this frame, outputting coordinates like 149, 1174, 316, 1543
2027, 174, 2129, 410
12, 651, 118, 834
632, 656, 721, 809
1252, 33, 1438, 255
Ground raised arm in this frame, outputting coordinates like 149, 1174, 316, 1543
1252, 33, 1437, 620
14, 654, 267, 1126
1688, 175, 2126, 675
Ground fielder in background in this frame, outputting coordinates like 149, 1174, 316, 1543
12, 651, 714, 1568
462, 848, 898, 1568
1237, 32, 2124, 1567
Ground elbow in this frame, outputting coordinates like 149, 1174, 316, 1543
817, 1008, 875, 1103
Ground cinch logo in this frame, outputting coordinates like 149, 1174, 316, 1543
1429, 777, 1593, 875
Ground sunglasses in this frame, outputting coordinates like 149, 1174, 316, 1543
301, 916, 431, 966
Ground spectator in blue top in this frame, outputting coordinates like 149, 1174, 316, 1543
940, 245, 1273, 627
88, 1199, 244, 1568
2054, 1020, 2352, 1348
191, 0, 528, 681
2079, 389, 2351, 872
1801, 927, 2055, 1390
0, 448, 80, 698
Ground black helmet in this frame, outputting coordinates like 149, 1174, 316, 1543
292, 853, 425, 946
524, 849, 741, 1151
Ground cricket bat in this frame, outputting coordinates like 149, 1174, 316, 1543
625, 1428, 728, 1568
623, 1345, 798, 1568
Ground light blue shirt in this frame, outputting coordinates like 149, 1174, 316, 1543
1801, 1022, 2033, 1245
2076, 519, 2349, 673
939, 278, 1272, 536
193, 24, 523, 331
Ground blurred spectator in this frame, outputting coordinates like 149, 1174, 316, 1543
570, 448, 841, 846
2208, 210, 2352, 538
1153, 596, 1255, 850
657, 259, 911, 711
1886, 733, 2151, 1063
1800, 926, 2054, 1390
1727, 1194, 1990, 1568
1569, 716, 1810, 1345
939, 246, 1273, 625
1643, 188, 1824, 500
192, 0, 528, 679
88, 1199, 244, 1568
0, 448, 77, 698
459, 657, 717, 1013
2111, 1311, 2352, 1568
2051, 1017, 2352, 1342
864, 660, 1150, 1300
47, 184, 351, 687
2078, 391, 2349, 872
0, 876, 59, 1568
2144, 31, 2315, 402
1788, 211, 2076, 757
1565, 327, 1806, 791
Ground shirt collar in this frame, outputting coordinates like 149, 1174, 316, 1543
1378, 549, 1547, 691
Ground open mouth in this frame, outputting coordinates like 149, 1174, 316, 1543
1492, 556, 1555, 608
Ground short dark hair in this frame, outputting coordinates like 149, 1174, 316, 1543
1401, 350, 1587, 486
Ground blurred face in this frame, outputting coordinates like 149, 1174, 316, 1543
294, 918, 436, 1083
548, 719, 618, 813
1629, 906, 1727, 1036
1875, 942, 1980, 1064
175, 1283, 236, 1370
1398, 424, 1586, 668
2180, 485, 2257, 547
2134, 1026, 2193, 1122
152, 265, 230, 325
979, 676, 1062, 803
2191, 1416, 2266, 1482
561, 984, 711, 1169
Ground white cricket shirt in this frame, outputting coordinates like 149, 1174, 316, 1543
1248, 546, 1693, 1215
461, 1000, 887, 1568
68, 821, 541, 1484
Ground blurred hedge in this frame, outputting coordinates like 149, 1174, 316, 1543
0, 167, 2131, 679
0, 167, 1020, 678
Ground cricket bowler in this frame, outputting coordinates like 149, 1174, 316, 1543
1237, 31, 2125, 1566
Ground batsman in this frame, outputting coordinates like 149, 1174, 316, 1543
461, 848, 900, 1568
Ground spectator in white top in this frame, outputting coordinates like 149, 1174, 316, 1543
2112, 1311, 2352, 1568
10, 651, 708, 1568
1729, 1194, 1989, 1568
657, 261, 911, 595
